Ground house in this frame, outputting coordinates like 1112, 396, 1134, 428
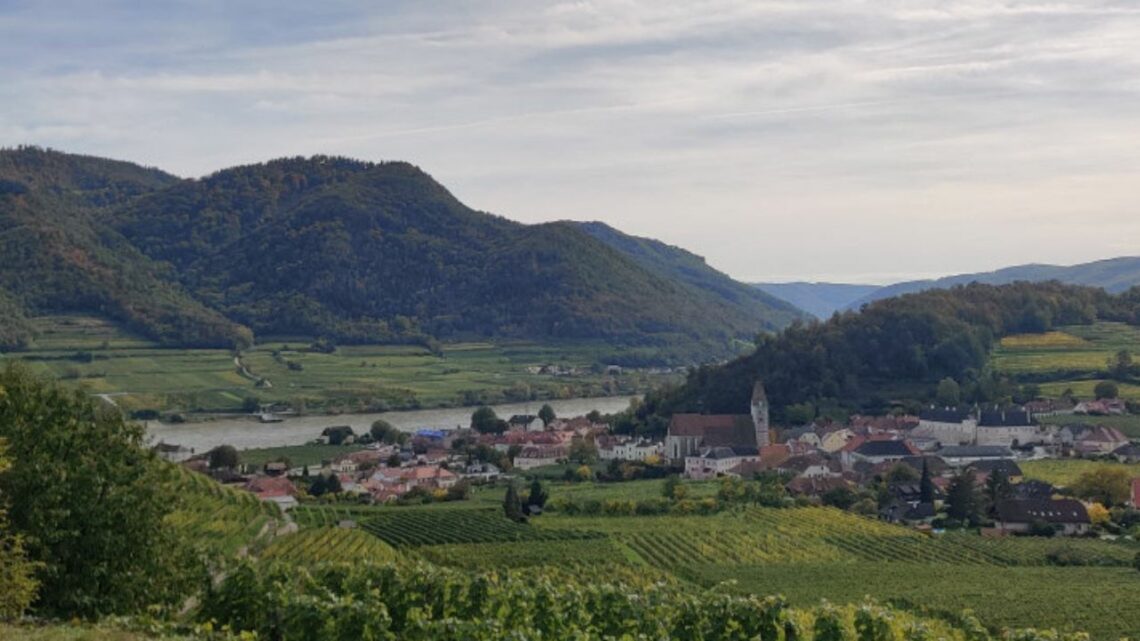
513, 445, 567, 470
152, 442, 194, 463
462, 462, 501, 481
243, 475, 298, 511
263, 461, 288, 477
967, 459, 1023, 482
913, 407, 977, 446
597, 437, 663, 462
1073, 426, 1129, 455
976, 407, 1043, 447
777, 453, 839, 478
370, 465, 458, 491
666, 382, 770, 463
1112, 443, 1140, 463
508, 415, 545, 432
1014, 479, 1056, 500
819, 428, 855, 453
937, 445, 1013, 466
684, 446, 760, 479
994, 498, 1091, 536
781, 426, 822, 449
880, 499, 936, 524
1074, 399, 1128, 416
849, 439, 918, 464
785, 475, 852, 497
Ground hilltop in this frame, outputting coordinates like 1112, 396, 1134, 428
0, 147, 807, 360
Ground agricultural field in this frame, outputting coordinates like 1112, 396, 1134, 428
238, 443, 365, 469
359, 507, 604, 546
1019, 459, 1140, 487
992, 321, 1139, 377
0, 315, 676, 413
1037, 379, 1140, 401
260, 527, 398, 565
163, 464, 281, 557
1037, 413, 1140, 439
692, 563, 1140, 641
546, 477, 720, 503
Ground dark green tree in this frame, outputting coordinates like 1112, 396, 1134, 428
208, 444, 240, 470
471, 406, 505, 434
946, 469, 980, 526
538, 403, 556, 427
503, 483, 525, 522
1094, 380, 1119, 400
0, 365, 195, 617
526, 479, 548, 512
936, 377, 961, 406
919, 459, 935, 504
370, 419, 397, 442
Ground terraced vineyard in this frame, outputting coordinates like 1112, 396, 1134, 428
261, 527, 398, 565
360, 508, 604, 546
163, 465, 280, 556
416, 538, 631, 569
292, 504, 403, 528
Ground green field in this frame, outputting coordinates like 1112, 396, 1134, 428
1038, 413, 1140, 439
992, 321, 1139, 378
1020, 458, 1140, 487
237, 444, 365, 469
1, 315, 677, 413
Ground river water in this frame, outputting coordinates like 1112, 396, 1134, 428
147, 396, 636, 452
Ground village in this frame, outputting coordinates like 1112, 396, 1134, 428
159, 381, 1140, 539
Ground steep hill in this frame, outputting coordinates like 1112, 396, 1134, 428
577, 222, 805, 328
1, 148, 802, 359
0, 147, 252, 350
847, 257, 1140, 310
752, 281, 880, 319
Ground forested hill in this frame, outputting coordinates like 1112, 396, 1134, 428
577, 221, 804, 327
0, 147, 252, 350
846, 256, 1140, 310
627, 282, 1140, 429
752, 281, 880, 319
0, 147, 804, 358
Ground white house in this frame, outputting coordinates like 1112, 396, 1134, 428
684, 446, 760, 479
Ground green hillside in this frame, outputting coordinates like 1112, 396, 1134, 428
0, 147, 803, 361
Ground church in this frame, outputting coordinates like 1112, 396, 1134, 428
665, 381, 770, 464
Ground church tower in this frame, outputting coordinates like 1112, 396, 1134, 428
750, 381, 770, 448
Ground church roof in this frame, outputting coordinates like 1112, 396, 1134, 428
668, 414, 758, 449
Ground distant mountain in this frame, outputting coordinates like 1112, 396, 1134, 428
0, 147, 804, 360
578, 222, 806, 328
752, 282, 880, 319
846, 257, 1140, 310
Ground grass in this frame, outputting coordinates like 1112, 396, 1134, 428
692, 563, 1140, 641
1037, 379, 1140, 401
991, 321, 1139, 376
1, 315, 679, 413
1038, 413, 1140, 439
1019, 459, 1140, 487
0, 625, 191, 641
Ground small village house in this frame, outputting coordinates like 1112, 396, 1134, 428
994, 498, 1091, 536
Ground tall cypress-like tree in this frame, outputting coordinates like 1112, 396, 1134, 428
946, 469, 980, 526
503, 483, 525, 522
919, 459, 935, 504
526, 479, 548, 512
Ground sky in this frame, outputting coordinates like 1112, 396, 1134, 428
2, 1, 1139, 284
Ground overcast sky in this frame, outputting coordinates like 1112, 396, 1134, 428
3, 1, 1138, 284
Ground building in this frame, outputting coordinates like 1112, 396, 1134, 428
913, 407, 977, 446
243, 476, 298, 511
508, 415, 545, 432
684, 446, 760, 479
666, 381, 769, 463
937, 445, 1013, 466
513, 445, 567, 470
152, 442, 195, 463
1073, 426, 1129, 455
849, 439, 918, 464
967, 459, 1023, 482
597, 437, 663, 462
994, 498, 1091, 536
975, 407, 1042, 447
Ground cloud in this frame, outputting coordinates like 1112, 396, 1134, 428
1, 0, 1138, 281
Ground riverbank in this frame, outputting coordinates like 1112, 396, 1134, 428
147, 395, 637, 452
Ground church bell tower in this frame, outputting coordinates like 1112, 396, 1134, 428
750, 381, 770, 448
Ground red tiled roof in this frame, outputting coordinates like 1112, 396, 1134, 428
244, 475, 296, 498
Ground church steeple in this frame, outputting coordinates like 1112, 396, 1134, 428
750, 381, 769, 448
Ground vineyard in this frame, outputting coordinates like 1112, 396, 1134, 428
415, 538, 633, 570
360, 508, 605, 546
163, 464, 280, 556
691, 562, 1140, 641
260, 527, 398, 565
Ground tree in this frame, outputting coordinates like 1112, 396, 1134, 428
0, 365, 195, 617
1087, 502, 1111, 526
526, 479, 548, 512
936, 377, 961, 406
1094, 380, 1119, 400
538, 403, 556, 427
309, 475, 328, 497
471, 406, 506, 434
0, 439, 36, 620
820, 486, 856, 510
919, 459, 935, 504
1109, 349, 1134, 379
663, 475, 681, 500
785, 402, 816, 426
208, 444, 240, 470
1073, 467, 1131, 506
370, 419, 395, 442
325, 473, 343, 494
503, 483, 525, 522
568, 438, 598, 464
241, 396, 261, 413
946, 469, 980, 526
983, 469, 1012, 516
886, 463, 919, 483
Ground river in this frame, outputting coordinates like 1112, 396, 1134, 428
146, 396, 637, 452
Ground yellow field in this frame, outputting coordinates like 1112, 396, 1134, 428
1000, 331, 1090, 350
1020, 459, 1140, 487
